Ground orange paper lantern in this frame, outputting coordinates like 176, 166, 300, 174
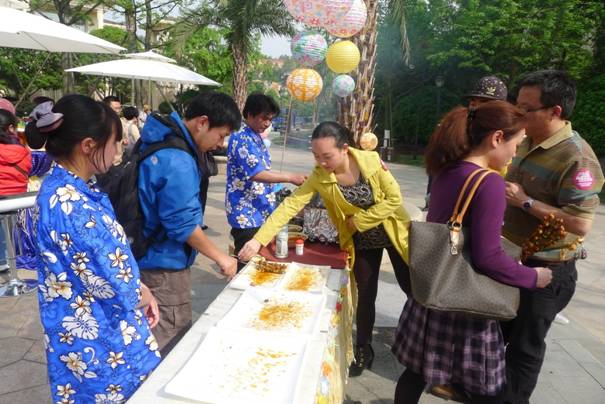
286, 68, 323, 102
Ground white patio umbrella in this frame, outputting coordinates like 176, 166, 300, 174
67, 58, 221, 108
67, 58, 221, 86
124, 49, 177, 64
0, 6, 125, 54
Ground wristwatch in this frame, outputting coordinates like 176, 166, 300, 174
522, 197, 534, 211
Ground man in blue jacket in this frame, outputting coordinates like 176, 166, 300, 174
138, 92, 241, 356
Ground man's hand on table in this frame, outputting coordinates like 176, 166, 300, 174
239, 239, 262, 261
217, 254, 237, 279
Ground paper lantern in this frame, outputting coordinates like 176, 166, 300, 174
332, 74, 355, 98
320, 0, 356, 26
286, 68, 323, 102
326, 41, 360, 74
325, 0, 367, 38
283, 0, 324, 27
360, 132, 378, 151
291, 31, 328, 67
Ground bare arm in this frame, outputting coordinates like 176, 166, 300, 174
186, 225, 236, 278
252, 170, 306, 186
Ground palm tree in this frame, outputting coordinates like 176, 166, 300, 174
182, 0, 295, 109
339, 0, 410, 144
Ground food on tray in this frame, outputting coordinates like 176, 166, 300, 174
250, 299, 312, 330
228, 348, 296, 394
284, 266, 321, 291
256, 258, 288, 274
249, 269, 282, 286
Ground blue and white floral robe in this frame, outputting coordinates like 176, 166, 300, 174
34, 163, 161, 404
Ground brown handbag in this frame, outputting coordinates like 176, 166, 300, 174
408, 168, 520, 320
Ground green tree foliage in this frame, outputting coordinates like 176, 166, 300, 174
378, 0, 605, 154
0, 50, 62, 100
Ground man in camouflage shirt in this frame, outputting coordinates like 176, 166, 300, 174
502, 70, 604, 403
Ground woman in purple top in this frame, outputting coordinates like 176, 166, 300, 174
392, 101, 552, 404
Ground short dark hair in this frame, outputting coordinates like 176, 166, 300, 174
123, 106, 139, 120
311, 121, 352, 149
26, 94, 122, 169
103, 95, 121, 105
184, 92, 241, 131
242, 92, 280, 119
517, 70, 577, 119
0, 109, 18, 145
32, 96, 54, 106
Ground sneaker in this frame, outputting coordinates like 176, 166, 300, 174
554, 313, 570, 325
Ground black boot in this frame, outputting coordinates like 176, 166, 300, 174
349, 344, 375, 377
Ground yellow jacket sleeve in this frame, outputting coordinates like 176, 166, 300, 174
254, 179, 317, 246
352, 166, 403, 233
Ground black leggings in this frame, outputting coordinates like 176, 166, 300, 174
353, 246, 410, 346
395, 369, 504, 404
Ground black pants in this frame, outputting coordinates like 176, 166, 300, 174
200, 175, 209, 214
353, 245, 410, 346
230, 227, 260, 272
502, 259, 577, 404
395, 368, 503, 404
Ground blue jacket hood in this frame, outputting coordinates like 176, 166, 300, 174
140, 111, 197, 152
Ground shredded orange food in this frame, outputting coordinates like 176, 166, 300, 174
251, 300, 311, 330
285, 267, 319, 291
249, 269, 281, 286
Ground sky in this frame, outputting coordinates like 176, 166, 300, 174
261, 34, 292, 58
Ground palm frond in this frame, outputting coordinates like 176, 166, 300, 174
390, 0, 411, 65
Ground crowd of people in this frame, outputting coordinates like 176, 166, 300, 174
0, 68, 603, 403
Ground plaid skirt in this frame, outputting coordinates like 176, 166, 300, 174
391, 298, 505, 396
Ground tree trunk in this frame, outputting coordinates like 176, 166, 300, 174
62, 53, 75, 94
232, 41, 248, 111
338, 0, 379, 146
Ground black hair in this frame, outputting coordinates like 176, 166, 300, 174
310, 121, 352, 149
242, 92, 280, 119
0, 109, 18, 145
32, 96, 54, 106
25, 94, 122, 169
102, 95, 121, 105
123, 106, 139, 121
517, 70, 577, 119
184, 91, 242, 131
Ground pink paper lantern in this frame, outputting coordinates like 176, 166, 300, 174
291, 31, 328, 67
283, 0, 324, 27
325, 0, 367, 38
320, 0, 356, 27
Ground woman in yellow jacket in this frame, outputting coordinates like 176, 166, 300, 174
239, 121, 411, 376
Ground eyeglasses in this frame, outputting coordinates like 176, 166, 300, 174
518, 105, 552, 114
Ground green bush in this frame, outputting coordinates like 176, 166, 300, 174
572, 73, 605, 157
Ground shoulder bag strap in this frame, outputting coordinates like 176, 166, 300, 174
448, 168, 488, 224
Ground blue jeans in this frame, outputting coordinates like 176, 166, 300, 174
0, 225, 7, 268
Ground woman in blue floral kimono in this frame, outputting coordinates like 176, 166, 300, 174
28, 96, 161, 403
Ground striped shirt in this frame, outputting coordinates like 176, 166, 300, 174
503, 122, 604, 261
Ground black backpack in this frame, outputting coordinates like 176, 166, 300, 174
97, 114, 195, 259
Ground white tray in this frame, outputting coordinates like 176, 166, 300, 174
278, 262, 330, 294
164, 327, 308, 404
229, 259, 286, 291
217, 288, 326, 334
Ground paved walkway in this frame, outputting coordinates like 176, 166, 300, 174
0, 145, 604, 403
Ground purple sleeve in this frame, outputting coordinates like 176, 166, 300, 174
470, 174, 537, 289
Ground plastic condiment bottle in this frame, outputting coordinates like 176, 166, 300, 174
275, 225, 289, 258
295, 238, 304, 256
